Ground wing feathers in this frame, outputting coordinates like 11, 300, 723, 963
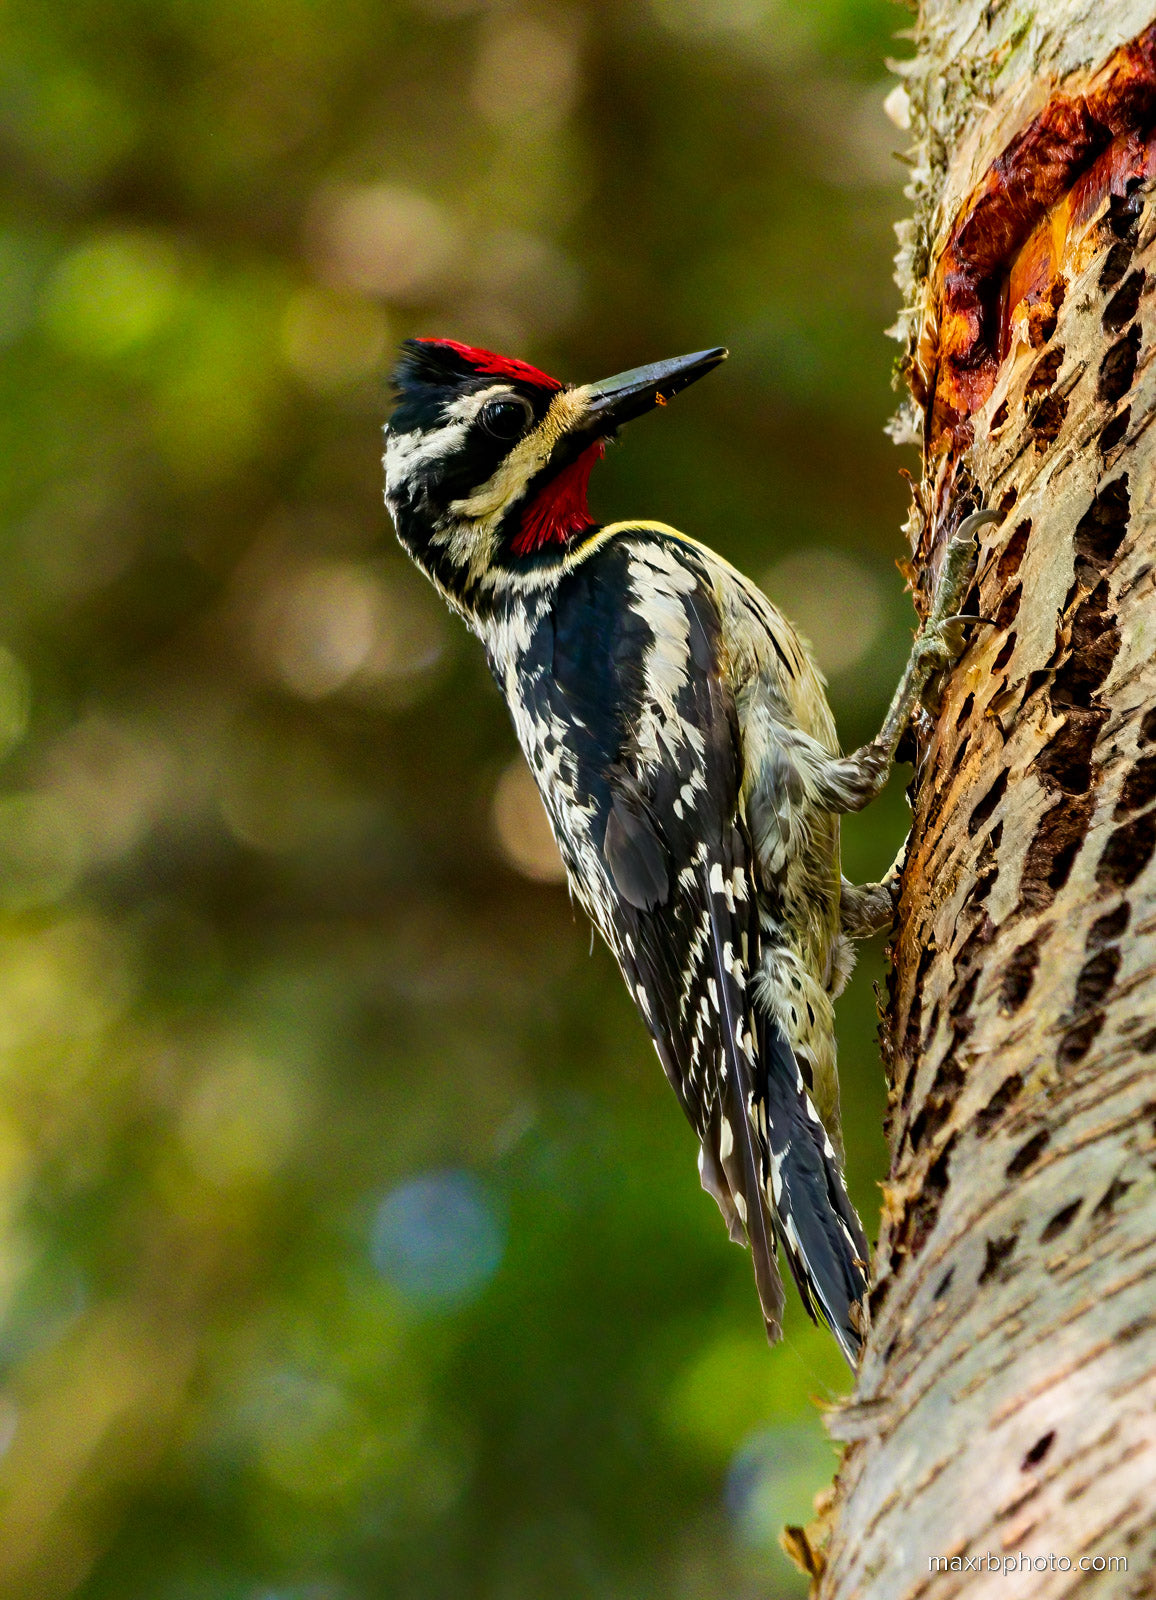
542, 531, 869, 1362
603, 790, 670, 911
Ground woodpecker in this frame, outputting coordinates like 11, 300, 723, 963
383, 335, 993, 1364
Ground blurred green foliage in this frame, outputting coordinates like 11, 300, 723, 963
0, 1, 919, 1595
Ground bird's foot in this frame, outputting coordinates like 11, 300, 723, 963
914, 508, 1002, 703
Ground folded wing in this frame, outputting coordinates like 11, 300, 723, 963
545, 533, 868, 1357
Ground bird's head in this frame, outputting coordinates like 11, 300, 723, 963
383, 337, 726, 614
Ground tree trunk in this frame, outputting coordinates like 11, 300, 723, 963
801, 8, 1156, 1596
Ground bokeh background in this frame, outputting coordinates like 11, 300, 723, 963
0, 2, 921, 1596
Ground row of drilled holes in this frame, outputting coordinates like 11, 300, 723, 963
882, 208, 1154, 1300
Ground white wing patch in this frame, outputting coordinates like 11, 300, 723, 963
626, 543, 706, 772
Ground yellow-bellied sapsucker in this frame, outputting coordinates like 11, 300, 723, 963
383, 336, 995, 1364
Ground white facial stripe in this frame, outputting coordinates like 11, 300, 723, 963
384, 420, 468, 492
383, 385, 526, 499
443, 384, 513, 420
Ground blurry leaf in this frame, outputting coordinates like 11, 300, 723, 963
0, 0, 912, 1594
0, 796, 84, 911
42, 232, 182, 363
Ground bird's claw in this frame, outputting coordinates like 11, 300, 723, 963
916, 507, 1002, 699
927, 508, 1002, 630
883, 865, 902, 912
955, 507, 1004, 543
939, 612, 996, 629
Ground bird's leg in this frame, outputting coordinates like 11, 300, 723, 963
817, 508, 1001, 816
840, 875, 898, 939
840, 835, 910, 938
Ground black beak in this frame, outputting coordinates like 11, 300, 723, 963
583, 347, 727, 430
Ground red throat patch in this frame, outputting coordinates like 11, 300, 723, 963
512, 442, 604, 555
413, 337, 562, 391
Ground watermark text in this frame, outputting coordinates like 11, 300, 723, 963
929, 1553, 1126, 1576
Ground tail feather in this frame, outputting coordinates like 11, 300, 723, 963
699, 862, 787, 1344
716, 1042, 787, 1345
694, 845, 867, 1361
758, 1021, 870, 1366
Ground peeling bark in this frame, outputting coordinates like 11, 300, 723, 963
808, 9, 1156, 1597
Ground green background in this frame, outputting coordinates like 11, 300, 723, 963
0, 1, 919, 1595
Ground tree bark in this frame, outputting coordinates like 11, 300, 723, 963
800, 8, 1156, 1596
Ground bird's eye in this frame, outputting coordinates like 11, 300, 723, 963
479, 395, 533, 441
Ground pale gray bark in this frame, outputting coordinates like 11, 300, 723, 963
801, 8, 1156, 1598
